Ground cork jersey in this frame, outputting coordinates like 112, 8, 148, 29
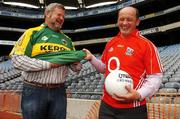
101, 29, 163, 108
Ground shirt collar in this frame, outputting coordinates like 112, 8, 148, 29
117, 29, 140, 38
41, 23, 48, 28
40, 23, 62, 33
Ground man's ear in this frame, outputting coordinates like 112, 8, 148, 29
136, 19, 140, 26
45, 11, 50, 18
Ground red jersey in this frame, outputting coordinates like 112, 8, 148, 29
101, 29, 163, 108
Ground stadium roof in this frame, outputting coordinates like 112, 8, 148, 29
2, 0, 121, 9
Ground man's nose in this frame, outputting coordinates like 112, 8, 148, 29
122, 20, 128, 25
59, 16, 64, 20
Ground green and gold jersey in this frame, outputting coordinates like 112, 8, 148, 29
10, 23, 86, 64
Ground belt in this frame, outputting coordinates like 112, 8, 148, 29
24, 80, 64, 88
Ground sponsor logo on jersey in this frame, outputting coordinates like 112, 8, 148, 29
31, 43, 71, 57
40, 45, 67, 51
125, 47, 134, 56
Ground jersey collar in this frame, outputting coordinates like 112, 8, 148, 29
117, 29, 140, 39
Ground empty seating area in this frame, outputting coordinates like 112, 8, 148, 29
65, 44, 180, 100
0, 59, 22, 91
159, 44, 180, 95
0, 44, 180, 101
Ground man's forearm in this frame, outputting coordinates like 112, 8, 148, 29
90, 55, 106, 73
137, 73, 163, 100
11, 55, 51, 72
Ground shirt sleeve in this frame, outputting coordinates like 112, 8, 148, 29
10, 29, 34, 57
144, 41, 163, 74
101, 45, 107, 65
11, 55, 51, 72
137, 73, 163, 100
90, 55, 106, 73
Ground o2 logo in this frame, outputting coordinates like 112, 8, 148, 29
108, 56, 120, 72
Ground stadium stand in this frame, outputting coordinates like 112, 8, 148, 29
0, 0, 180, 118
1, 44, 180, 118
1, 44, 180, 97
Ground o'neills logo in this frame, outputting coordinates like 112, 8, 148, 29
40, 45, 67, 51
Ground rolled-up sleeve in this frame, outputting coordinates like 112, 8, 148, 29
137, 73, 163, 100
11, 55, 51, 72
90, 55, 106, 73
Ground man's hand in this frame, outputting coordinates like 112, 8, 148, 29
50, 63, 61, 68
112, 85, 141, 102
83, 48, 93, 61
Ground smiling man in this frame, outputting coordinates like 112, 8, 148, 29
83, 6, 163, 119
10, 3, 85, 119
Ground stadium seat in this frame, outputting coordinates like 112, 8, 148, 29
90, 95, 101, 100
150, 96, 173, 104
94, 88, 103, 92
71, 94, 80, 99
77, 88, 86, 92
165, 82, 180, 89
158, 88, 177, 93
80, 94, 91, 99
169, 77, 180, 83
85, 88, 94, 92
159, 83, 164, 89
162, 77, 169, 84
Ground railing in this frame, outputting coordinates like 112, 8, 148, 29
85, 93, 180, 119
0, 91, 180, 119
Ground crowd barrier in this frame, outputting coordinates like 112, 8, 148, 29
0, 91, 180, 119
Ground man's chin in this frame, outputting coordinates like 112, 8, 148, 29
121, 31, 132, 37
55, 23, 62, 27
53, 26, 60, 31
55, 25, 62, 29
121, 31, 128, 35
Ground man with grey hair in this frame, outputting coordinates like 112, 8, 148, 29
10, 3, 84, 119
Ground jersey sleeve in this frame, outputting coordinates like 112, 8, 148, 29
101, 46, 108, 64
10, 29, 34, 57
144, 41, 163, 75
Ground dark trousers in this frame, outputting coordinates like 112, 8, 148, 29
21, 83, 67, 119
99, 101, 147, 119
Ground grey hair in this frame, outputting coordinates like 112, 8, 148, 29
44, 3, 65, 15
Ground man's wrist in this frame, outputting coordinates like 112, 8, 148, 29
136, 92, 141, 101
88, 55, 95, 61
50, 63, 61, 68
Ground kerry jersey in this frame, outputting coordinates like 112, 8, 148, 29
101, 29, 163, 108
10, 23, 86, 64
